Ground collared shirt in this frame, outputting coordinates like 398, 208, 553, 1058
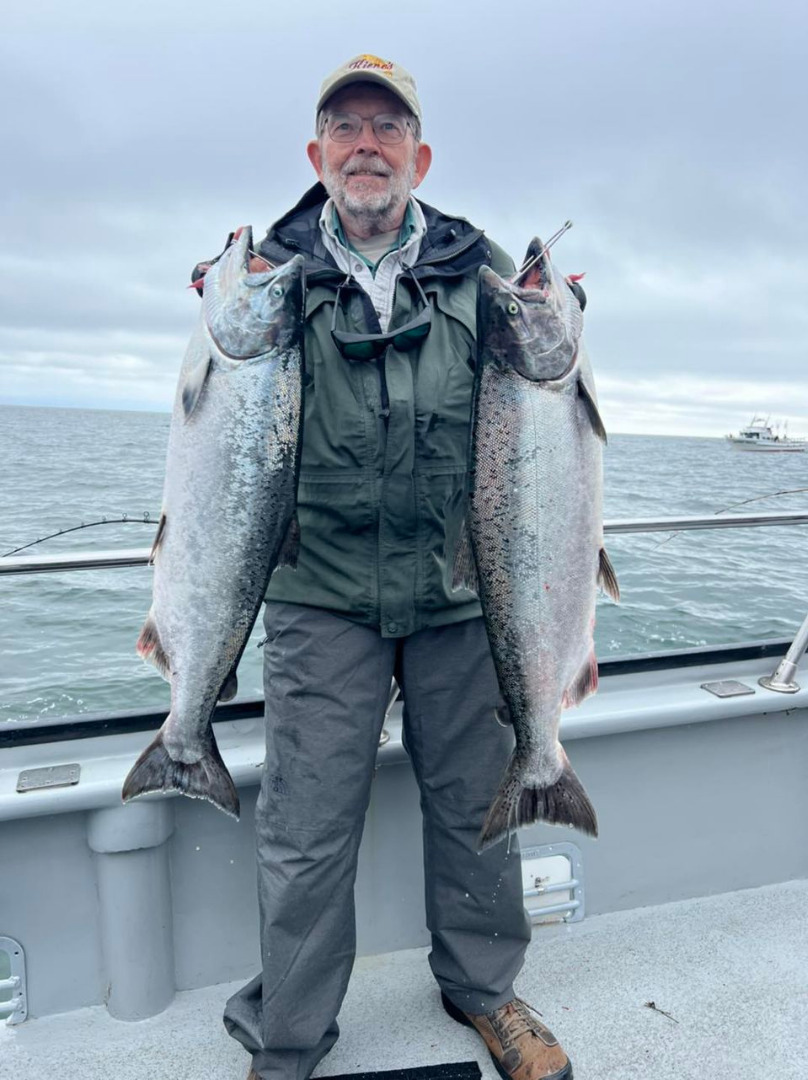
319, 196, 427, 332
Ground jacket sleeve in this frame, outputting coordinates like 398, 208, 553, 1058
486, 238, 516, 277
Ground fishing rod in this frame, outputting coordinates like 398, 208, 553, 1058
651, 487, 808, 550
1, 514, 160, 559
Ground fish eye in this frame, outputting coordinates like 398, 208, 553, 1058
507, 301, 519, 315
271, 285, 284, 297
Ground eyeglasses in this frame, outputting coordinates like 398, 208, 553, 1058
331, 273, 432, 361
324, 111, 413, 145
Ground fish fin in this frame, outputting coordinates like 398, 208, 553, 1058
136, 612, 171, 681
478, 750, 598, 851
598, 547, 620, 601
577, 373, 607, 443
181, 353, 212, 420
276, 513, 300, 570
218, 669, 238, 703
122, 726, 240, 819
149, 512, 167, 565
563, 651, 599, 708
450, 521, 479, 594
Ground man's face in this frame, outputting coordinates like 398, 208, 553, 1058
307, 85, 431, 224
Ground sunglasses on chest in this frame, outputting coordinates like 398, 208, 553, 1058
330, 272, 432, 361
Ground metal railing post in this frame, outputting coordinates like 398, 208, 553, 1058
759, 611, 808, 694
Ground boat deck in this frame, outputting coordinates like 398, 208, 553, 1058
4, 879, 805, 1080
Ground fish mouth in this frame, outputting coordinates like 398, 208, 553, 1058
511, 251, 550, 295
232, 225, 255, 270
479, 264, 574, 381
508, 239, 570, 323
204, 232, 305, 361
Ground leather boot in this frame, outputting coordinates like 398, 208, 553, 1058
441, 992, 573, 1080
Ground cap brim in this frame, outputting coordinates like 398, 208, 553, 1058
317, 72, 420, 120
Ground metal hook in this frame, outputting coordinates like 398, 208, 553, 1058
513, 220, 573, 286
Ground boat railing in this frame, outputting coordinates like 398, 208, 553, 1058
2, 511, 808, 697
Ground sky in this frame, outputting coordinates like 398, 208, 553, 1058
1, 0, 806, 437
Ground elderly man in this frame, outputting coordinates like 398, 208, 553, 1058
197, 55, 573, 1080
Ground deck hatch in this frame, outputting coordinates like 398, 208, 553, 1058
0, 936, 27, 1024
521, 842, 585, 923
16, 763, 81, 792
700, 680, 756, 698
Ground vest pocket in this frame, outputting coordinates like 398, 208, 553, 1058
413, 297, 476, 463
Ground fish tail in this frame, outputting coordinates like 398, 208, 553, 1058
121, 724, 240, 819
478, 751, 598, 850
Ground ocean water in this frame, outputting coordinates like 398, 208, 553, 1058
1, 403, 807, 724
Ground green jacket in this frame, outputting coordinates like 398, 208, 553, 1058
257, 184, 514, 637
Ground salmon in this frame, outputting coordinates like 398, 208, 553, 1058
455, 238, 619, 849
123, 230, 305, 818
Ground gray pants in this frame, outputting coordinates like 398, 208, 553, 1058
224, 603, 531, 1080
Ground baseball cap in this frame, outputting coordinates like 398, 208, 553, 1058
316, 54, 422, 123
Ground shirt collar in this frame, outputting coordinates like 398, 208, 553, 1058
320, 196, 426, 268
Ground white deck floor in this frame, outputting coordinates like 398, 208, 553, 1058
3, 879, 806, 1080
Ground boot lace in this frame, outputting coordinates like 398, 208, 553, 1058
489, 998, 545, 1047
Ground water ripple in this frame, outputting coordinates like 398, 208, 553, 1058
2, 409, 806, 722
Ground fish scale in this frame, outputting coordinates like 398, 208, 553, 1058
474, 366, 601, 746
459, 239, 618, 849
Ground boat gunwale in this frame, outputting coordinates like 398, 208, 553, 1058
0, 636, 797, 749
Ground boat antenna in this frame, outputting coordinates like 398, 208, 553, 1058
1, 514, 160, 558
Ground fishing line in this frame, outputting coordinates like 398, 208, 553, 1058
1, 514, 160, 558
651, 487, 808, 550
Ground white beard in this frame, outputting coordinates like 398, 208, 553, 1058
322, 156, 416, 232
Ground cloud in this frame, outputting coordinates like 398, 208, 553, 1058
599, 374, 808, 438
1, 1, 806, 434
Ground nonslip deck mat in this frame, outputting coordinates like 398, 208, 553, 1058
318, 1062, 482, 1080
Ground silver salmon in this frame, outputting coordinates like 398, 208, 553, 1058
455, 238, 619, 849
122, 229, 305, 818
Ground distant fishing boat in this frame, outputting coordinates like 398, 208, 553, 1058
726, 415, 806, 452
